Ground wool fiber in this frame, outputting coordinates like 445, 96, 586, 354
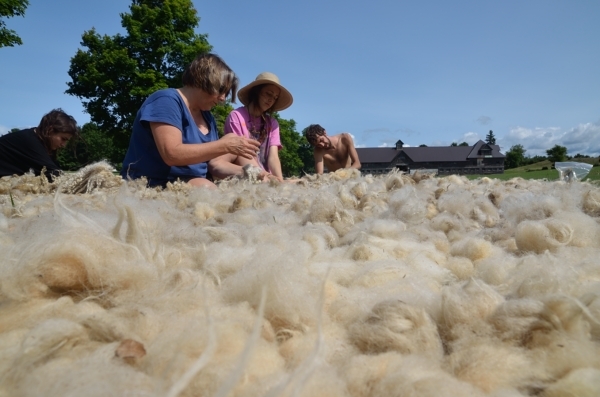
1, 165, 600, 396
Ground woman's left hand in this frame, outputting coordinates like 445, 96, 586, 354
219, 133, 261, 159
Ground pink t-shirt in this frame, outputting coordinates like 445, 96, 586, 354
224, 107, 282, 172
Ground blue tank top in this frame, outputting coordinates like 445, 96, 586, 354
121, 88, 218, 187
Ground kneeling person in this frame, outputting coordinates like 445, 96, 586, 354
208, 72, 293, 182
304, 124, 361, 174
0, 108, 79, 180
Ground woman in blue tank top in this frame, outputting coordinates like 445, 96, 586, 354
120, 53, 260, 188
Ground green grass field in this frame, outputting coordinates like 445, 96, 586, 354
465, 158, 600, 182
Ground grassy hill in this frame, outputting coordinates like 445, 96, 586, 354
466, 157, 600, 182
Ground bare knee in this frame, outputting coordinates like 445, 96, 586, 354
208, 154, 244, 180
188, 178, 217, 189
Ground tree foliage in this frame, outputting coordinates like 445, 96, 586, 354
275, 115, 306, 177
522, 155, 547, 167
58, 122, 120, 170
297, 137, 315, 175
546, 144, 568, 163
298, 126, 320, 175
504, 144, 526, 169
485, 130, 496, 145
63, 0, 311, 177
458, 142, 469, 147
212, 103, 234, 136
573, 153, 591, 159
66, 0, 211, 163
0, 0, 28, 48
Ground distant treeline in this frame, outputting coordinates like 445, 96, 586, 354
504, 143, 599, 169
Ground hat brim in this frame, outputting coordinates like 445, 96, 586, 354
238, 79, 293, 112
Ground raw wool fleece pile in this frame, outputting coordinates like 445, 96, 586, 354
1, 165, 600, 397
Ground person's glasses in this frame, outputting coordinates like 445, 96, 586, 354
218, 85, 229, 95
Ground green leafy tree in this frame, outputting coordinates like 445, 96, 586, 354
573, 153, 590, 159
299, 126, 323, 175
459, 142, 469, 146
504, 144, 526, 169
546, 144, 568, 163
275, 115, 306, 177
450, 142, 458, 147
10, 127, 20, 133
58, 122, 120, 170
419, 144, 427, 147
297, 137, 315, 175
0, 0, 28, 48
522, 154, 547, 166
212, 102, 234, 136
66, 0, 211, 164
485, 130, 496, 145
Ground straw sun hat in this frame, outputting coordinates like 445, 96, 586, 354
237, 72, 293, 112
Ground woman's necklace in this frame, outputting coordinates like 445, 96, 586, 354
247, 112, 266, 143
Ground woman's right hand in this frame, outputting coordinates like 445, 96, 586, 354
220, 134, 261, 160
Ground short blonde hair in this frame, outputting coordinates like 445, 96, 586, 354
182, 53, 239, 103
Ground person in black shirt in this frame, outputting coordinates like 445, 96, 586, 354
0, 109, 79, 180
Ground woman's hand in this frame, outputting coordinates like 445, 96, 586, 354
257, 168, 283, 183
219, 134, 261, 159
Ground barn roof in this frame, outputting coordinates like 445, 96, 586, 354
356, 140, 505, 164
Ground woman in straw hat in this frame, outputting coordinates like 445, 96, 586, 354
209, 72, 293, 182
120, 53, 260, 188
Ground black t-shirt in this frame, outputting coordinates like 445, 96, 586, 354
0, 128, 61, 179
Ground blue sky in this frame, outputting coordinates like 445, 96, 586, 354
1, 0, 599, 156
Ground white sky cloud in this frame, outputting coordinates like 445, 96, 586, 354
498, 122, 600, 157
359, 121, 600, 159
459, 132, 481, 145
0, 125, 8, 136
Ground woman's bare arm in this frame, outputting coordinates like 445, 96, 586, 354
267, 146, 284, 181
151, 122, 259, 166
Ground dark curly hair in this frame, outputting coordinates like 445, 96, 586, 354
304, 124, 326, 146
35, 108, 79, 154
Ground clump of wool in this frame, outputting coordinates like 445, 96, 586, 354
515, 218, 573, 253
441, 278, 505, 340
543, 367, 600, 397
221, 245, 320, 332
445, 338, 546, 393
348, 299, 443, 359
582, 188, 600, 216
343, 352, 486, 397
388, 186, 430, 224
2, 165, 600, 395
